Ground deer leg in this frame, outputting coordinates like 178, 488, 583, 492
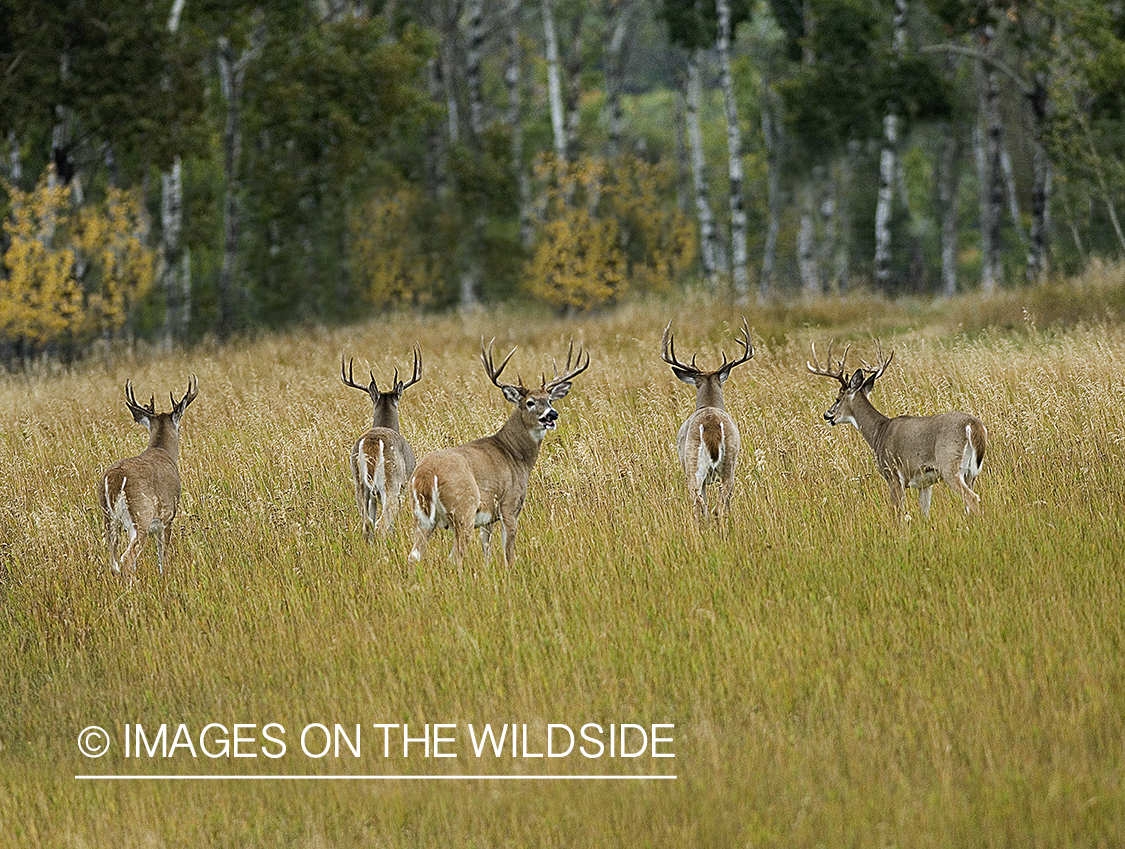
120, 526, 147, 580
157, 522, 174, 575
479, 524, 493, 563
886, 474, 906, 518
379, 488, 399, 533
371, 488, 389, 535
718, 472, 735, 525
951, 473, 981, 514
501, 512, 518, 566
408, 524, 431, 564
104, 513, 118, 574
918, 486, 933, 519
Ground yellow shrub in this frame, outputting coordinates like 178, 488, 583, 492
524, 155, 696, 312
349, 187, 444, 309
1, 169, 155, 350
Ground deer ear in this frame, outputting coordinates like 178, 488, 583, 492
847, 369, 865, 391
548, 380, 572, 401
501, 385, 524, 405
130, 409, 152, 429
672, 367, 697, 386
860, 371, 879, 393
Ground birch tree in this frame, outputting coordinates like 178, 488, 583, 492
160, 0, 189, 347
216, 30, 261, 338
716, 0, 749, 297
874, 0, 907, 288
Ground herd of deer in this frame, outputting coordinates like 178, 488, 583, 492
97, 324, 987, 579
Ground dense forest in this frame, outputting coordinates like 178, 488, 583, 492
1, 0, 1124, 360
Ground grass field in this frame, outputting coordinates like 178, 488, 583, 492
2, 275, 1125, 847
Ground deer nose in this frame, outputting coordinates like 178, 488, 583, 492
823, 411, 835, 424
544, 408, 558, 422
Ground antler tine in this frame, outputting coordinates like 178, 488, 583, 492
807, 341, 851, 386
547, 339, 590, 388
661, 321, 695, 373
125, 380, 156, 414
731, 317, 753, 366
718, 317, 754, 376
174, 374, 199, 413
341, 353, 375, 393
481, 337, 518, 388
860, 339, 894, 383
399, 344, 422, 391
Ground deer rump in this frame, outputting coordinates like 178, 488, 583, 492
677, 407, 739, 492
410, 442, 524, 535
353, 428, 414, 501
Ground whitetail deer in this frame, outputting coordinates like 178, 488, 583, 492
408, 339, 589, 568
97, 376, 198, 578
807, 341, 987, 519
661, 318, 753, 522
342, 347, 421, 538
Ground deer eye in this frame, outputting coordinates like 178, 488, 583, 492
525, 400, 535, 409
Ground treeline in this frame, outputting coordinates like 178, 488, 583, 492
1, 0, 1123, 361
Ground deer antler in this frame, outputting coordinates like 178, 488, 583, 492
664, 319, 752, 378
660, 321, 698, 377
860, 340, 894, 385
716, 317, 753, 379
807, 341, 852, 387
172, 375, 198, 416
124, 380, 156, 417
341, 353, 378, 395
481, 338, 519, 389
395, 345, 423, 394
545, 339, 590, 391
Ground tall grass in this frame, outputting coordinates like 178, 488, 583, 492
2, 280, 1125, 846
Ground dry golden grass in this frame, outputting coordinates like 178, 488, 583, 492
3, 276, 1125, 846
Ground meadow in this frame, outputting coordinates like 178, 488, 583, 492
2, 273, 1124, 847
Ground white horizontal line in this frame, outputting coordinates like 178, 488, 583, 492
76, 774, 676, 781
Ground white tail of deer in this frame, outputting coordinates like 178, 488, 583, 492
661, 318, 753, 522
807, 341, 987, 519
342, 347, 421, 538
408, 339, 589, 568
97, 376, 198, 577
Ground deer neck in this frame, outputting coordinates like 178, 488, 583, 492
372, 398, 400, 432
493, 412, 544, 467
147, 418, 181, 460
694, 377, 725, 411
848, 391, 890, 452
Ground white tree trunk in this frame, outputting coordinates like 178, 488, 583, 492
217, 35, 259, 337
604, 0, 630, 159
466, 0, 486, 140
874, 0, 906, 289
542, 0, 567, 163
506, 0, 532, 247
975, 27, 1004, 294
937, 120, 962, 296
686, 50, 721, 288
798, 182, 820, 295
716, 0, 748, 297
759, 83, 780, 300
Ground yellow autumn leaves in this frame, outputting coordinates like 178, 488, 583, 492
1, 169, 155, 348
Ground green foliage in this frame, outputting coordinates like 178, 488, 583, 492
0, 0, 206, 178
237, 12, 435, 326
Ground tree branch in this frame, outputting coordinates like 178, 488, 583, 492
921, 43, 1032, 96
